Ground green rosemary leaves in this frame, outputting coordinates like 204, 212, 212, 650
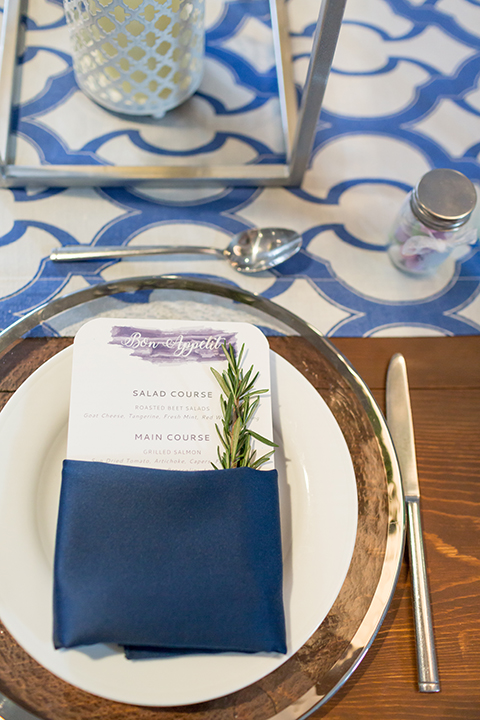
211, 343, 277, 470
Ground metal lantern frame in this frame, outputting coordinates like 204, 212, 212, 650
0, 0, 346, 187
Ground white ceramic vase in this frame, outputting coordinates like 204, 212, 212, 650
63, 0, 205, 117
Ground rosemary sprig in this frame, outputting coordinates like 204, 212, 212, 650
211, 343, 277, 470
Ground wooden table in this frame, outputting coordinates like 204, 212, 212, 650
318, 336, 480, 720
0, 335, 479, 720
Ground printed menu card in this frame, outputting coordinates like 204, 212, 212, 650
55, 318, 286, 658
66, 318, 274, 470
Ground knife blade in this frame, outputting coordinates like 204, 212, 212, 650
386, 353, 440, 693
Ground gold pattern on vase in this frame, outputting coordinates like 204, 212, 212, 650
63, 0, 205, 116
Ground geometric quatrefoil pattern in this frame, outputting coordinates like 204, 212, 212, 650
1, 0, 480, 338
63, 0, 204, 115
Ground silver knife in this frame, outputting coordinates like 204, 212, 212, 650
386, 353, 440, 693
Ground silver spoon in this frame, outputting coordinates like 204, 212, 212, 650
49, 227, 302, 274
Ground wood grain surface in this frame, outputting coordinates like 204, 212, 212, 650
319, 336, 480, 720
0, 335, 479, 720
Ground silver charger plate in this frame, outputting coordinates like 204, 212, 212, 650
0, 275, 404, 720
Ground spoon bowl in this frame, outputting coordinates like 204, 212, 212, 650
225, 227, 302, 273
49, 227, 302, 273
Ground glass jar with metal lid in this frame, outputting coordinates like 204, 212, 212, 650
388, 168, 477, 275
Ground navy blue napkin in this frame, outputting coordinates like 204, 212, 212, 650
53, 460, 286, 655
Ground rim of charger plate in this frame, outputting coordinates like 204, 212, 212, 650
0, 275, 405, 720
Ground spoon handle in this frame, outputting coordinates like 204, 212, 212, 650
50, 245, 225, 262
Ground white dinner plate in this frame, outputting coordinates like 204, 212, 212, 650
0, 347, 357, 707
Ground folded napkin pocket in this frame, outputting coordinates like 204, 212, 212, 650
53, 460, 286, 656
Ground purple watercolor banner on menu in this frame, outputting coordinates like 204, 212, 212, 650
109, 325, 237, 363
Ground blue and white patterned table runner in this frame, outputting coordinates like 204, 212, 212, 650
1, 0, 479, 337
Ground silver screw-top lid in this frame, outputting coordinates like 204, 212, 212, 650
410, 168, 477, 231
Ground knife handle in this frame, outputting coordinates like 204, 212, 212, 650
406, 498, 440, 692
